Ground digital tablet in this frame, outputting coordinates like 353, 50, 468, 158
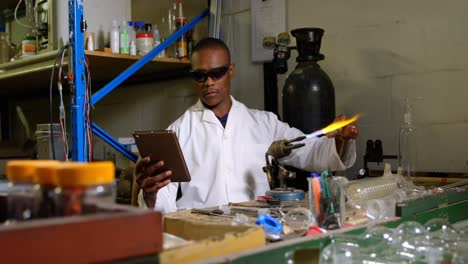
133, 130, 191, 182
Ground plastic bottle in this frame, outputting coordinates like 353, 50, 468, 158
86, 34, 95, 51
110, 20, 120, 54
399, 98, 417, 182
129, 40, 137, 56
5, 160, 45, 223
22, 34, 37, 57
119, 20, 129, 54
56, 162, 115, 216
127, 21, 136, 44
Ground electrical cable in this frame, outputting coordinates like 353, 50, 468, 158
84, 56, 93, 161
49, 44, 69, 160
57, 46, 69, 161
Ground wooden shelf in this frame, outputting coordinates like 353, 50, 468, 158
85, 50, 191, 85
0, 51, 59, 96
0, 50, 191, 96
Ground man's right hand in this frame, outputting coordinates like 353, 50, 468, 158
135, 157, 172, 208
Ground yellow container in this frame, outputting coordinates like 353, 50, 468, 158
56, 162, 116, 216
5, 160, 58, 222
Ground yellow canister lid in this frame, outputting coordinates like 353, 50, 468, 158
35, 161, 61, 185
6, 160, 59, 183
56, 161, 115, 187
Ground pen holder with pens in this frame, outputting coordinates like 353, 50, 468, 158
307, 171, 346, 230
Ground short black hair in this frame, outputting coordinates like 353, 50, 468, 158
191, 37, 231, 63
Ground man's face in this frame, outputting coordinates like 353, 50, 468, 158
190, 48, 235, 109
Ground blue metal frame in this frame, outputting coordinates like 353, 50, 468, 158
69, 0, 86, 161
70, 1, 211, 162
92, 123, 138, 162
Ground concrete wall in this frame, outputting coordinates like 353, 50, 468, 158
222, 0, 468, 175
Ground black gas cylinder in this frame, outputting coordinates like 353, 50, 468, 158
283, 28, 335, 133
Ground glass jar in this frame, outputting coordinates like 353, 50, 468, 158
35, 161, 61, 218
136, 33, 154, 55
56, 161, 115, 216
22, 35, 37, 58
5, 160, 42, 223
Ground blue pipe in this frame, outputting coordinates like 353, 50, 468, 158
91, 8, 209, 106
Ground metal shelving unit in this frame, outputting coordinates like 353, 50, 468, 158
68, 0, 220, 162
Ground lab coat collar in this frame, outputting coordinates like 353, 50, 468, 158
191, 95, 240, 126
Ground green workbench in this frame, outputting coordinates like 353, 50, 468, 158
201, 186, 468, 264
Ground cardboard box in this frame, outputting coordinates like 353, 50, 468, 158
160, 210, 266, 264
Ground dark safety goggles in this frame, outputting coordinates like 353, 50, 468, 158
190, 64, 231, 82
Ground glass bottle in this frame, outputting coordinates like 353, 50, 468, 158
399, 98, 418, 183
127, 21, 136, 44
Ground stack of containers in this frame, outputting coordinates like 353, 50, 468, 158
2, 160, 116, 224
5, 160, 57, 223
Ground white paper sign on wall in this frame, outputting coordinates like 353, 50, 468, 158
251, 0, 287, 63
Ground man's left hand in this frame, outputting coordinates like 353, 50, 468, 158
327, 115, 359, 157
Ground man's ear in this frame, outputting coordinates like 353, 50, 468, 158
229, 63, 235, 79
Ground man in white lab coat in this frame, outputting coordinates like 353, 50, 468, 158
135, 38, 358, 212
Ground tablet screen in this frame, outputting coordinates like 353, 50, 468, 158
133, 130, 191, 182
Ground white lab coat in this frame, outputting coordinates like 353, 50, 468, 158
139, 96, 356, 212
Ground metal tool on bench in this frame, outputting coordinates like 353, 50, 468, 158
263, 136, 306, 201
190, 208, 232, 218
